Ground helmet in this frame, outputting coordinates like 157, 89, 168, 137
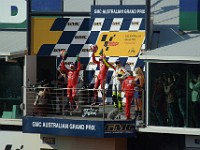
90, 44, 98, 53
99, 56, 103, 61
69, 63, 75, 68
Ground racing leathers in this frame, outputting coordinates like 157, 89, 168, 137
61, 59, 81, 108
92, 53, 111, 105
103, 60, 130, 111
122, 75, 135, 119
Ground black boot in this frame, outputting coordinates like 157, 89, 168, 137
134, 111, 138, 119
137, 111, 142, 120
112, 95, 117, 108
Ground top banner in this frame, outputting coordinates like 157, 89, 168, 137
31, 0, 63, 12
91, 5, 146, 19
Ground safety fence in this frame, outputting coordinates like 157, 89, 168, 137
25, 86, 142, 121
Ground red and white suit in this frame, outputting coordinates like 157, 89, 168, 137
92, 53, 109, 103
122, 75, 135, 119
61, 60, 81, 105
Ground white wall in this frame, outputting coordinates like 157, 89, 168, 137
40, 135, 126, 150
0, 131, 41, 150
63, 0, 94, 12
96, 0, 121, 5
123, 0, 145, 5
63, 0, 146, 12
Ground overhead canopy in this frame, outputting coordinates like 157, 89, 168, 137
0, 31, 27, 59
140, 36, 200, 62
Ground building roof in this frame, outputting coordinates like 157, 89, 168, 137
0, 31, 27, 58
140, 35, 200, 61
140, 0, 200, 62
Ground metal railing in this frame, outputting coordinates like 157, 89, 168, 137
24, 86, 140, 122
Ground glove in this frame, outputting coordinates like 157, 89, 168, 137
61, 50, 68, 60
99, 49, 103, 56
117, 74, 122, 77
76, 55, 79, 61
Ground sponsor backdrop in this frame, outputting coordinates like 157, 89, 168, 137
31, 0, 62, 12
0, 0, 27, 28
30, 5, 145, 102
23, 116, 136, 138
0, 0, 62, 29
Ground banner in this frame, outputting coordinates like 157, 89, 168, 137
23, 116, 136, 138
91, 5, 146, 18
96, 31, 145, 57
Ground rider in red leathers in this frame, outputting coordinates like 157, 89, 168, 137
91, 50, 113, 106
60, 54, 81, 110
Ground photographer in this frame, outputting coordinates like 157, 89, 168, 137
33, 86, 50, 116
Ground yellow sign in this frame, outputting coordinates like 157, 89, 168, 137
31, 18, 63, 55
95, 31, 145, 56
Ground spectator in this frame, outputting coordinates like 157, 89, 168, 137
33, 87, 50, 116
189, 73, 200, 128
163, 75, 177, 126
151, 75, 166, 126
134, 67, 144, 120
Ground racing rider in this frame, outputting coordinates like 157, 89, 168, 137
60, 52, 81, 110
91, 49, 114, 106
103, 58, 130, 112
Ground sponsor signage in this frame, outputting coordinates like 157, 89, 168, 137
23, 116, 104, 137
0, 0, 27, 29
91, 5, 146, 18
23, 116, 136, 138
95, 31, 145, 57
0, 0, 63, 29
104, 121, 136, 138
31, 0, 62, 12
0, 0, 26, 24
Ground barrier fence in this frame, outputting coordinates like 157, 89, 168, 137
25, 86, 141, 121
